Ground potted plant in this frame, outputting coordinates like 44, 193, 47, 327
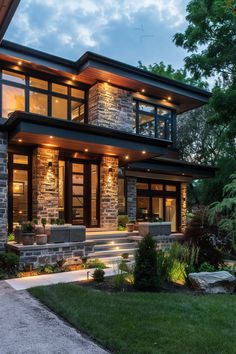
36, 233, 47, 245
14, 225, 22, 243
21, 221, 36, 245
126, 220, 136, 233
41, 218, 47, 233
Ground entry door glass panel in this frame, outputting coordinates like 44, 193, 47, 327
137, 197, 149, 220
91, 164, 98, 226
13, 170, 28, 224
152, 197, 163, 220
72, 163, 84, 224
165, 198, 177, 232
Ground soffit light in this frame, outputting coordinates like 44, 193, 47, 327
72, 76, 76, 81
84, 148, 88, 152
107, 79, 111, 83
167, 96, 172, 101
49, 136, 53, 139
141, 89, 145, 93
125, 155, 129, 160
142, 150, 146, 155
18, 60, 22, 66
18, 139, 22, 142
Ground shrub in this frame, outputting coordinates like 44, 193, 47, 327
156, 250, 174, 285
134, 234, 159, 291
199, 262, 215, 272
113, 273, 127, 290
0, 252, 19, 274
121, 253, 129, 260
183, 208, 225, 269
92, 268, 105, 282
21, 221, 35, 233
7, 233, 15, 242
86, 259, 106, 269
118, 215, 129, 229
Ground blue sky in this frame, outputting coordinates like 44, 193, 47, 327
5, 0, 189, 69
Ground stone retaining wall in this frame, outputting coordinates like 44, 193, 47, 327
0, 132, 8, 250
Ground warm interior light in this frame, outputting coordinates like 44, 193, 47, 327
18, 60, 22, 66
55, 99, 59, 103
142, 150, 146, 155
18, 139, 22, 143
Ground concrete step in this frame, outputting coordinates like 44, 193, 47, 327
86, 231, 139, 240
87, 237, 130, 245
94, 242, 137, 252
88, 247, 138, 259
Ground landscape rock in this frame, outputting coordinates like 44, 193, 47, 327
188, 271, 236, 294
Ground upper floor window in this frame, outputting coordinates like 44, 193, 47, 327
133, 100, 175, 141
0, 69, 86, 121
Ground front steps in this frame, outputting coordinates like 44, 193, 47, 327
86, 230, 139, 264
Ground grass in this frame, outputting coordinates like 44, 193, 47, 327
29, 284, 236, 354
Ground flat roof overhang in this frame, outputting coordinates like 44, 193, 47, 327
3, 112, 171, 163
0, 41, 211, 114
0, 0, 20, 42
127, 157, 217, 180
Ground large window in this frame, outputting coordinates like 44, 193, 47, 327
133, 100, 175, 141
0, 69, 86, 121
137, 179, 179, 232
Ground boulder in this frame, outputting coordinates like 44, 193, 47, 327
189, 271, 236, 294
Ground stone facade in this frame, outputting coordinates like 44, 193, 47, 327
0, 132, 8, 250
7, 242, 94, 269
100, 156, 118, 229
126, 177, 137, 220
181, 182, 187, 233
88, 82, 133, 132
32, 147, 59, 222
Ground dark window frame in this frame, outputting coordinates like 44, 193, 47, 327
0, 68, 86, 121
133, 99, 176, 142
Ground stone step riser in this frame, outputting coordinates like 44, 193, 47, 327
88, 248, 137, 258
94, 243, 137, 252
88, 237, 130, 245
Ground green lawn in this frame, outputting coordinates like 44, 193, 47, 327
29, 284, 236, 354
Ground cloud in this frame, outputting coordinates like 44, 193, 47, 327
6, 0, 186, 48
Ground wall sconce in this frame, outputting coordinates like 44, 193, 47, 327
108, 166, 113, 173
48, 161, 52, 168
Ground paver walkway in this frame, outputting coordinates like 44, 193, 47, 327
0, 281, 108, 354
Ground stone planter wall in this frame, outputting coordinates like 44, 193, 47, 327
0, 132, 8, 250
7, 242, 94, 269
138, 222, 172, 237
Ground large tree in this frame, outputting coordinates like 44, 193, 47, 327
173, 0, 236, 138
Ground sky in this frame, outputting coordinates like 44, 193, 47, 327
5, 0, 190, 70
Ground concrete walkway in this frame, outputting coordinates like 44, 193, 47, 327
0, 281, 108, 354
6, 267, 116, 290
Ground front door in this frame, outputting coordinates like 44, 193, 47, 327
59, 160, 100, 227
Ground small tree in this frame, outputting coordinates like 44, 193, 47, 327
134, 234, 159, 291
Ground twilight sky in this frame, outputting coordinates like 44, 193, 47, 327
5, 0, 189, 69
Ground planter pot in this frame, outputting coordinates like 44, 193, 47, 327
69, 225, 86, 242
138, 222, 171, 237
14, 227, 22, 243
36, 234, 47, 245
21, 233, 35, 245
126, 223, 134, 233
48, 225, 70, 243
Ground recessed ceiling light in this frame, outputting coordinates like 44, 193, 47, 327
142, 150, 146, 155
167, 96, 172, 101
125, 155, 129, 160
147, 169, 150, 172
49, 136, 53, 139
84, 148, 88, 152
107, 79, 111, 83
141, 89, 145, 93
55, 99, 59, 103
18, 61, 22, 66
18, 139, 22, 142
72, 76, 76, 81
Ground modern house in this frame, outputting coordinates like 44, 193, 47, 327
0, 1, 215, 260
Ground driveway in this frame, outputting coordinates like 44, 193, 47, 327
0, 282, 108, 354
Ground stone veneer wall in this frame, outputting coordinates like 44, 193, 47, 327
32, 147, 59, 222
126, 177, 137, 220
88, 82, 133, 132
181, 182, 187, 233
100, 156, 118, 229
0, 132, 8, 249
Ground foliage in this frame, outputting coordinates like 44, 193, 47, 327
138, 61, 208, 89
33, 218, 38, 225
208, 173, 236, 253
156, 250, 174, 285
0, 252, 19, 274
121, 252, 129, 260
43, 264, 54, 274
21, 221, 35, 233
41, 218, 47, 226
85, 258, 106, 269
7, 233, 15, 242
30, 284, 236, 354
184, 209, 225, 268
92, 268, 105, 282
134, 234, 159, 291
199, 262, 215, 272
118, 215, 129, 229
113, 273, 127, 290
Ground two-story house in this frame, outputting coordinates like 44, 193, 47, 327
0, 1, 215, 253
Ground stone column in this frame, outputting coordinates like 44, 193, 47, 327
181, 183, 187, 233
88, 82, 133, 133
0, 132, 8, 250
32, 147, 59, 223
100, 156, 118, 229
127, 177, 137, 220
